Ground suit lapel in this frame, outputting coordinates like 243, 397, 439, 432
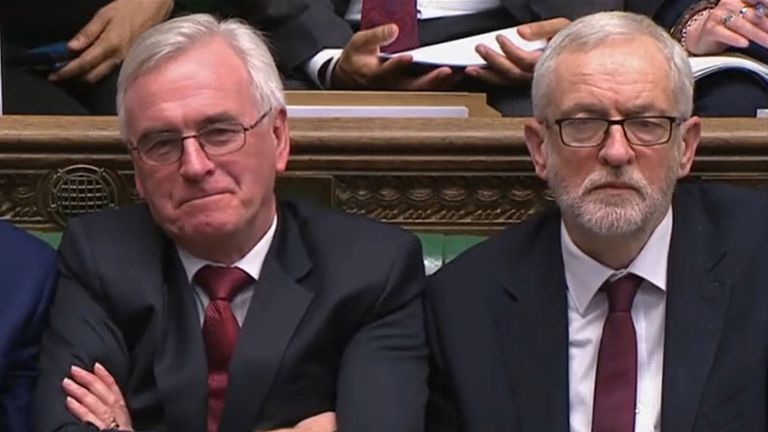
495, 214, 570, 431
661, 189, 729, 431
153, 242, 209, 432
218, 207, 314, 431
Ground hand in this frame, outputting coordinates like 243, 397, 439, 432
466, 17, 570, 85
50, 0, 173, 83
261, 411, 336, 432
62, 363, 134, 431
684, 0, 768, 55
331, 24, 462, 91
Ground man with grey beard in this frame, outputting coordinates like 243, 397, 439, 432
425, 11, 768, 432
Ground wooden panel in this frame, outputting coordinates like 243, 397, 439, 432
0, 116, 765, 232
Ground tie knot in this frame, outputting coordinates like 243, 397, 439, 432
602, 274, 642, 313
194, 265, 253, 301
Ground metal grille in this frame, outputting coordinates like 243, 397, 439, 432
43, 165, 120, 226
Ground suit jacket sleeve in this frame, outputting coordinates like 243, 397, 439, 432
423, 280, 462, 432
33, 220, 155, 432
0, 229, 57, 432
259, 0, 354, 74
334, 234, 428, 432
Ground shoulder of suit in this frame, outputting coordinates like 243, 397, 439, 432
0, 219, 55, 260
279, 198, 417, 242
675, 182, 768, 227
431, 204, 560, 279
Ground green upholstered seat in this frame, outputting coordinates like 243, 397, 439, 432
28, 231, 486, 272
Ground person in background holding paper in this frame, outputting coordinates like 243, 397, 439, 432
271, 0, 694, 116
267, 0, 765, 116
33, 13, 427, 432
669, 0, 768, 115
0, 0, 309, 115
425, 11, 768, 431
0, 0, 172, 114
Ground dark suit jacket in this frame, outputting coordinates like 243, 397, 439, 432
266, 0, 685, 74
425, 183, 768, 431
35, 200, 427, 432
0, 221, 57, 432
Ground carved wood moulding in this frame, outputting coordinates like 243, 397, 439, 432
0, 116, 765, 231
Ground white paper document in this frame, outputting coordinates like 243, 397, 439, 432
381, 26, 547, 68
287, 105, 469, 118
689, 54, 768, 82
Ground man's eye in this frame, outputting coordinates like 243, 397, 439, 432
144, 138, 178, 156
201, 127, 241, 145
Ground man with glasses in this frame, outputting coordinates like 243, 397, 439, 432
425, 11, 768, 432
35, 14, 427, 432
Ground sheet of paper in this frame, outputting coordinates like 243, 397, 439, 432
381, 26, 547, 68
287, 105, 468, 118
689, 54, 768, 82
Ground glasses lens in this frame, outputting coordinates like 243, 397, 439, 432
198, 124, 244, 155
625, 117, 670, 145
561, 119, 606, 146
137, 134, 182, 164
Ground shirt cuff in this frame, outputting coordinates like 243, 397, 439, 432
305, 49, 344, 89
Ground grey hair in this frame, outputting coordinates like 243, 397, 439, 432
531, 11, 694, 119
116, 13, 284, 136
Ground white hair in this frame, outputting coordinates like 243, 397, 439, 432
532, 11, 694, 119
116, 13, 284, 136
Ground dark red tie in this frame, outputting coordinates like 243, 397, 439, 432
194, 265, 253, 432
360, 0, 419, 53
592, 274, 642, 432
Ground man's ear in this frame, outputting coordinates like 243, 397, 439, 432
677, 116, 701, 178
524, 119, 550, 181
272, 108, 291, 174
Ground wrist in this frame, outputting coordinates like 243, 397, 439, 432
679, 8, 712, 53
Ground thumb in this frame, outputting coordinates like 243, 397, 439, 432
348, 24, 399, 53
518, 17, 570, 41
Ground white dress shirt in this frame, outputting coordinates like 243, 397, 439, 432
176, 214, 277, 326
562, 207, 672, 432
305, 0, 502, 88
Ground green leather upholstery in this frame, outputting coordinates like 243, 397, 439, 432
416, 233, 486, 274
28, 231, 486, 273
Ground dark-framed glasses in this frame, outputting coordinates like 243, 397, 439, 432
551, 116, 683, 148
129, 108, 273, 165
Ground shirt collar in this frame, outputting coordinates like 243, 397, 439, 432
176, 214, 278, 283
561, 206, 672, 315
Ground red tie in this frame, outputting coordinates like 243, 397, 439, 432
360, 0, 419, 53
194, 265, 253, 432
592, 274, 642, 432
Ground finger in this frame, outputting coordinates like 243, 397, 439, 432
475, 44, 531, 82
82, 58, 119, 84
296, 411, 337, 432
739, 5, 768, 32
70, 366, 118, 406
50, 40, 113, 81
66, 396, 104, 427
62, 377, 110, 422
408, 67, 461, 91
497, 35, 541, 73
517, 17, 570, 40
377, 54, 413, 71
93, 363, 124, 400
68, 9, 111, 51
466, 66, 515, 86
724, 13, 768, 46
348, 24, 399, 55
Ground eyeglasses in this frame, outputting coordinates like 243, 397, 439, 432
550, 116, 683, 148
128, 108, 273, 165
